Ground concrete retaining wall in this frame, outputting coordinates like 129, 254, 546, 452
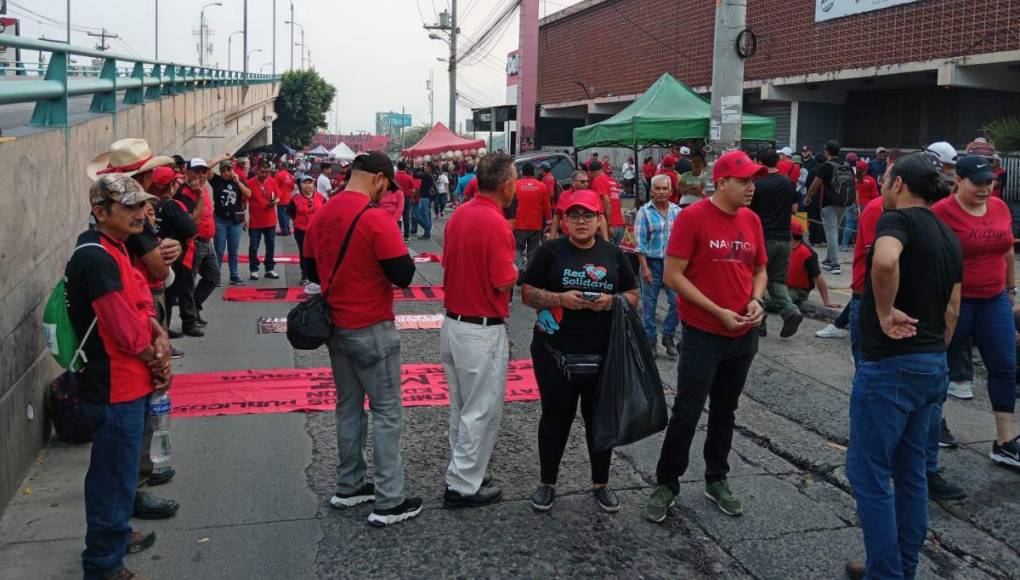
0, 82, 279, 511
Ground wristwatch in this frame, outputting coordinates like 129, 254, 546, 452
751, 297, 765, 307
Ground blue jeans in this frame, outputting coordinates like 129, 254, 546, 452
402, 197, 418, 238
80, 395, 148, 579
947, 335, 974, 383
848, 296, 862, 367
847, 352, 947, 580
949, 293, 1016, 412
641, 257, 678, 341
277, 205, 292, 234
841, 204, 862, 248
214, 216, 243, 280
248, 227, 276, 273
416, 198, 432, 236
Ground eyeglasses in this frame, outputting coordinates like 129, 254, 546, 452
566, 211, 598, 223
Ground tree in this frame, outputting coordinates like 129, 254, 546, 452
273, 69, 336, 148
984, 117, 1020, 152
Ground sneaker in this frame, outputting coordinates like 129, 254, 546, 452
815, 324, 848, 338
265, 271, 280, 279
939, 419, 958, 449
593, 486, 621, 513
780, 311, 804, 338
330, 483, 375, 508
169, 347, 185, 360
662, 335, 678, 358
531, 484, 555, 512
182, 327, 205, 338
443, 486, 503, 509
249, 272, 259, 280
830, 266, 842, 275
304, 282, 321, 295
299, 278, 309, 286
947, 381, 974, 400
229, 278, 245, 286
990, 436, 1020, 469
927, 471, 966, 500
126, 530, 156, 555
645, 485, 675, 523
367, 497, 423, 527
705, 480, 743, 516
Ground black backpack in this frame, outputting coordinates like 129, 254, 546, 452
826, 161, 856, 207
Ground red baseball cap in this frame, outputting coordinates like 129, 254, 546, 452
790, 217, 805, 237
563, 190, 602, 213
152, 166, 180, 186
855, 160, 868, 173
712, 151, 767, 181
661, 155, 677, 167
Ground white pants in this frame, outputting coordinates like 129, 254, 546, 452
441, 318, 510, 495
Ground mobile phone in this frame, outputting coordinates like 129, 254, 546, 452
582, 292, 601, 302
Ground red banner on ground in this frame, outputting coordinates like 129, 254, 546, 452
229, 255, 301, 264
172, 360, 537, 418
223, 286, 445, 303
255, 313, 445, 333
413, 252, 442, 263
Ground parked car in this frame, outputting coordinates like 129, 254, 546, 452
513, 151, 576, 191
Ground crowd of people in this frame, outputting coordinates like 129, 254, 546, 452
63, 125, 1016, 579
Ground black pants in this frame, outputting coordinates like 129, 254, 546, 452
531, 335, 611, 485
294, 228, 308, 280
191, 239, 219, 310
166, 262, 198, 331
656, 325, 758, 492
807, 200, 826, 245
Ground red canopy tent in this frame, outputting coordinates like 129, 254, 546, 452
402, 122, 485, 157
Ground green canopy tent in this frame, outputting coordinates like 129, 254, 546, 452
572, 73, 776, 150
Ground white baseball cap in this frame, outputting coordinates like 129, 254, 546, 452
679, 146, 691, 156
925, 142, 958, 166
188, 158, 210, 170
778, 146, 794, 157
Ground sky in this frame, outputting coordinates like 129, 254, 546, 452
10, 0, 584, 134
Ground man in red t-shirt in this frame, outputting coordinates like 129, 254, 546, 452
274, 161, 296, 236
538, 163, 559, 205
246, 159, 281, 280
303, 151, 422, 526
647, 150, 768, 523
588, 160, 626, 244
441, 153, 518, 509
655, 156, 681, 204
395, 161, 418, 240
513, 162, 551, 277
180, 158, 226, 328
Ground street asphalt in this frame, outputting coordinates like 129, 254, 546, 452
1, 210, 1018, 579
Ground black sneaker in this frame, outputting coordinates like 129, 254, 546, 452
443, 486, 502, 509
265, 271, 280, 279
780, 311, 804, 338
250, 272, 259, 280
830, 266, 842, 275
531, 485, 555, 512
229, 278, 245, 286
367, 497, 423, 527
593, 486, 621, 513
927, 471, 966, 500
330, 483, 375, 508
169, 347, 185, 360
182, 327, 205, 338
990, 436, 1020, 469
939, 419, 958, 449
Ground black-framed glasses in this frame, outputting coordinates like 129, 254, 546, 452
566, 211, 598, 223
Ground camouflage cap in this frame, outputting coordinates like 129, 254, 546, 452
89, 174, 159, 206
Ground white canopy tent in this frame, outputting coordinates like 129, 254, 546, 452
330, 142, 357, 161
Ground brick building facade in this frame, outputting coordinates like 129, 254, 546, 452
536, 0, 1020, 151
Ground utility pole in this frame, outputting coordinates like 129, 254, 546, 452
154, 0, 159, 60
424, 4, 457, 129
66, 0, 70, 44
272, 0, 276, 75
242, 0, 248, 83
708, 0, 747, 154
289, 2, 294, 70
87, 29, 119, 51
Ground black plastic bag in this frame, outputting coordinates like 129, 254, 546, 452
47, 372, 93, 444
592, 296, 668, 452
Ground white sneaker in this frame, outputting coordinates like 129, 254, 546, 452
947, 381, 974, 400
304, 282, 321, 295
815, 324, 848, 338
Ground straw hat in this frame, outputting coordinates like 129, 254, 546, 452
87, 138, 174, 180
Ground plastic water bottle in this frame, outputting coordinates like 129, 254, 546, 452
148, 392, 173, 469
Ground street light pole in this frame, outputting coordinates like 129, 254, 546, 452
286, 21, 304, 69
449, 0, 457, 132
228, 30, 243, 71
246, 48, 262, 75
199, 2, 222, 67
154, 0, 159, 60
242, 0, 248, 82
272, 0, 276, 76
66, 0, 70, 44
289, 2, 294, 70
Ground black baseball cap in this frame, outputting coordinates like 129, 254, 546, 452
955, 155, 995, 183
351, 150, 398, 191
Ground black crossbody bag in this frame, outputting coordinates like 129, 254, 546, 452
286, 203, 375, 350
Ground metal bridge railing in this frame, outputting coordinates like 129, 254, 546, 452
0, 34, 281, 128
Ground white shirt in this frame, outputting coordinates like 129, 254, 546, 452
436, 173, 450, 194
622, 162, 636, 180
316, 174, 332, 199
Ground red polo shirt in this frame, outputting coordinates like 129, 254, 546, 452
275, 170, 295, 205
395, 170, 416, 200
443, 195, 517, 318
514, 177, 550, 231
247, 175, 280, 229
304, 190, 408, 329
178, 185, 215, 240
666, 200, 767, 337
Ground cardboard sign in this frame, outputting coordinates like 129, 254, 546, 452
172, 360, 538, 418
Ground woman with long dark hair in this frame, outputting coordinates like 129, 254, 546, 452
521, 190, 639, 514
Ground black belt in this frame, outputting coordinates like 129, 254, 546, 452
446, 312, 505, 326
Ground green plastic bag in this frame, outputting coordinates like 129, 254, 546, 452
42, 243, 104, 371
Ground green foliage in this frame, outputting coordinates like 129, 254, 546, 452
273, 69, 337, 148
397, 124, 433, 151
983, 117, 1020, 152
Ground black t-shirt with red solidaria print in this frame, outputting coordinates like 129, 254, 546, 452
523, 236, 637, 354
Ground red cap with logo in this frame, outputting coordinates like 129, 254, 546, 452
712, 151, 768, 181
152, 166, 181, 186
563, 190, 603, 213
661, 155, 677, 168
790, 217, 805, 237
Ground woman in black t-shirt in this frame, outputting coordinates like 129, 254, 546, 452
522, 189, 639, 514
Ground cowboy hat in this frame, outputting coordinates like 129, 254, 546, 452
87, 138, 174, 180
